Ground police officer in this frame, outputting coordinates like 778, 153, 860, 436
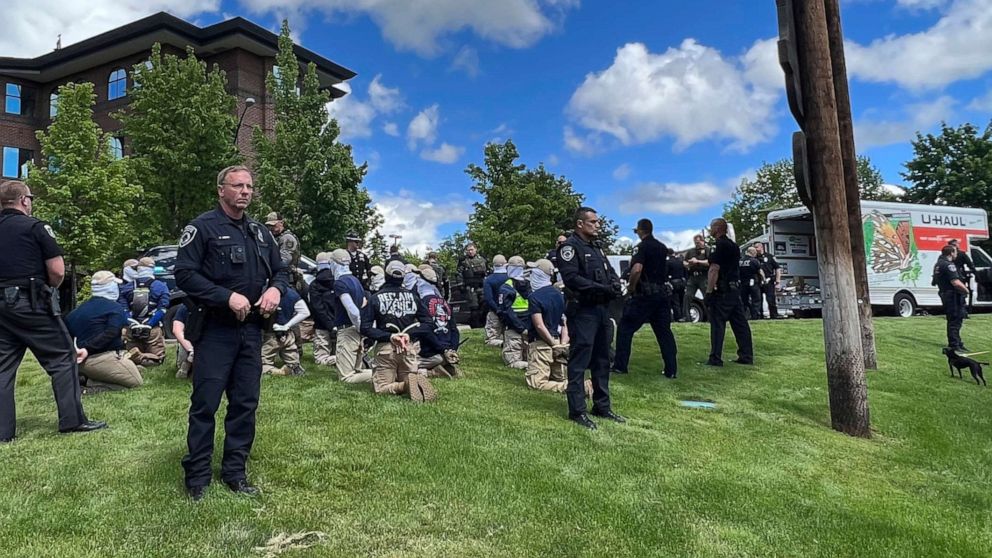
176, 166, 288, 500
613, 219, 678, 378
457, 243, 488, 313
948, 239, 976, 311
0, 180, 106, 442
683, 234, 710, 320
739, 247, 763, 320
754, 242, 780, 319
346, 231, 373, 288
546, 234, 567, 284
558, 206, 625, 429
425, 251, 448, 299
934, 245, 970, 352
265, 212, 301, 287
705, 218, 753, 366
666, 248, 687, 322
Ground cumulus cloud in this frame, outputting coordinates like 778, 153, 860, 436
450, 45, 481, 77
846, 0, 992, 89
0, 0, 221, 58
882, 184, 907, 198
855, 96, 955, 148
565, 40, 779, 153
371, 190, 471, 255
896, 0, 948, 9
420, 142, 465, 164
327, 75, 403, 140
545, 154, 560, 166
382, 122, 400, 136
407, 104, 440, 149
968, 89, 992, 112
612, 164, 632, 181
618, 181, 729, 215
655, 229, 706, 251
239, 0, 578, 56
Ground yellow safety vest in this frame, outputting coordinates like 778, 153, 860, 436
506, 279, 529, 312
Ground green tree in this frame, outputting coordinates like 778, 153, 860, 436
465, 140, 617, 260
27, 82, 139, 278
437, 230, 471, 277
902, 122, 992, 237
116, 43, 239, 242
723, 155, 895, 242
253, 20, 376, 255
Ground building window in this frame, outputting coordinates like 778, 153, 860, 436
108, 68, 127, 100
109, 137, 123, 160
2, 147, 32, 178
5, 83, 21, 114
50, 92, 59, 117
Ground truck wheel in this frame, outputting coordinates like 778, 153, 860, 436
893, 293, 916, 318
163, 305, 181, 339
689, 301, 706, 323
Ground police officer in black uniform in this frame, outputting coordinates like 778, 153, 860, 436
705, 218, 754, 366
175, 166, 288, 500
754, 242, 780, 319
948, 239, 976, 311
666, 248, 687, 322
613, 219, 678, 378
0, 180, 106, 442
346, 231, 373, 289
558, 207, 625, 429
934, 245, 970, 352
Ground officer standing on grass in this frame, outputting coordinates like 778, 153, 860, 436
934, 245, 970, 352
175, 166, 287, 501
557, 206, 626, 430
948, 239, 975, 312
754, 242, 781, 319
683, 235, 710, 320
0, 180, 106, 443
705, 218, 753, 367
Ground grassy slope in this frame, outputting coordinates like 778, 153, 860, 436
1, 316, 991, 558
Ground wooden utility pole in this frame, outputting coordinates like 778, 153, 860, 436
777, 0, 871, 437
824, 0, 878, 370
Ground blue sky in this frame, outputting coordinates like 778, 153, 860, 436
6, 0, 992, 252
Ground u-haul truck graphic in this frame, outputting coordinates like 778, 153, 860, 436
764, 201, 991, 318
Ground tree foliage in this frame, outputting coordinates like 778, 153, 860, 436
723, 156, 895, 242
464, 140, 617, 260
902, 121, 992, 237
253, 20, 376, 255
116, 43, 240, 242
27, 82, 139, 271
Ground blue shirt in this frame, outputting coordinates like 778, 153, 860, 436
275, 288, 302, 326
333, 274, 365, 328
174, 304, 189, 324
483, 272, 508, 311
527, 285, 565, 343
65, 297, 127, 354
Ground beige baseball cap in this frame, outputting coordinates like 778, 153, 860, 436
315, 252, 332, 264
370, 265, 384, 276
508, 255, 525, 267
492, 255, 507, 267
528, 259, 555, 276
385, 260, 406, 278
123, 258, 139, 268
92, 270, 123, 285
138, 257, 155, 267
420, 267, 438, 284
264, 212, 282, 225
330, 249, 351, 265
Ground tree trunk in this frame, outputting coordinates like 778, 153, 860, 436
824, 0, 878, 370
793, 0, 871, 437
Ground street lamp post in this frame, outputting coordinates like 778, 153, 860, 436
234, 97, 256, 145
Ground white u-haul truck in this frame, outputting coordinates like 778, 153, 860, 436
765, 201, 992, 318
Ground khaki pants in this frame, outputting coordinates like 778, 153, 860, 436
261, 331, 299, 374
335, 325, 371, 383
419, 353, 461, 379
81, 350, 144, 389
373, 342, 420, 395
124, 326, 166, 365
526, 340, 567, 392
502, 329, 527, 369
485, 311, 504, 346
177, 344, 194, 379
298, 318, 315, 341
313, 329, 336, 366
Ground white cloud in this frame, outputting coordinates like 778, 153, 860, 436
655, 229, 705, 251
855, 96, 955, 148
0, 0, 221, 58
882, 183, 907, 198
968, 89, 992, 111
451, 45, 481, 77
846, 0, 992, 89
371, 190, 471, 255
742, 37, 782, 92
420, 142, 465, 164
896, 0, 948, 9
565, 40, 779, 153
239, 0, 579, 56
327, 75, 403, 140
612, 163, 632, 181
618, 181, 729, 215
546, 154, 560, 166
382, 122, 400, 136
407, 104, 440, 149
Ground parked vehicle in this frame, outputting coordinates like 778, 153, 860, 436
765, 201, 991, 318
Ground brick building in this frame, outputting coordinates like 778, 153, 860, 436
0, 12, 355, 179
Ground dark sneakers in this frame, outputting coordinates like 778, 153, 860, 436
187, 485, 208, 502
59, 420, 107, 434
570, 413, 597, 430
225, 479, 260, 496
733, 358, 754, 365
592, 410, 627, 423
704, 359, 724, 367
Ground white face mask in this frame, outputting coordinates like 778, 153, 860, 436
402, 273, 418, 290
370, 274, 385, 292
529, 269, 552, 291
332, 262, 351, 279
507, 266, 524, 280
92, 281, 120, 301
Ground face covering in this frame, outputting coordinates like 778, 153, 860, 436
416, 278, 439, 299
507, 265, 524, 280
332, 262, 351, 279
92, 282, 120, 301
135, 266, 154, 280
529, 268, 552, 291
493, 265, 507, 274
122, 267, 137, 283
317, 262, 331, 272
402, 272, 418, 290
370, 274, 385, 292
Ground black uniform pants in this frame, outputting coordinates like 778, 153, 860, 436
684, 274, 707, 319
940, 291, 965, 349
565, 303, 612, 417
614, 295, 678, 376
762, 282, 779, 318
741, 283, 762, 319
182, 319, 263, 488
707, 289, 754, 365
0, 294, 87, 440
671, 284, 686, 321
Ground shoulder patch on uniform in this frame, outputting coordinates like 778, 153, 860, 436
561, 245, 575, 262
180, 225, 197, 247
44, 224, 56, 238
948, 264, 957, 272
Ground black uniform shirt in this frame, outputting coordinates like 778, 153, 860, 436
349, 249, 372, 286
739, 256, 761, 284
757, 252, 780, 280
710, 236, 741, 284
0, 208, 63, 281
557, 233, 619, 303
175, 205, 288, 311
686, 246, 710, 275
667, 256, 686, 281
953, 250, 975, 277
631, 235, 669, 284
934, 258, 961, 292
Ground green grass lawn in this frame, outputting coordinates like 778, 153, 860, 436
2, 316, 991, 557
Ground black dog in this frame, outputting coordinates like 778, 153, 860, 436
942, 348, 988, 386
